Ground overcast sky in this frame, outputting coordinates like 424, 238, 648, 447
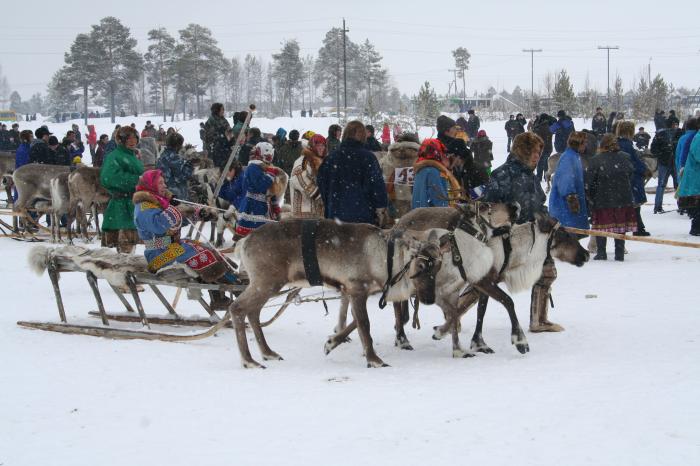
1, 0, 698, 102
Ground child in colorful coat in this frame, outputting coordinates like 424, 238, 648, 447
133, 169, 234, 308
235, 142, 287, 238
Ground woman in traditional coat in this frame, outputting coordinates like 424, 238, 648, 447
290, 134, 327, 218
100, 126, 144, 253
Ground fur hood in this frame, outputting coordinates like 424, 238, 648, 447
132, 190, 164, 206
387, 141, 420, 162
413, 159, 461, 192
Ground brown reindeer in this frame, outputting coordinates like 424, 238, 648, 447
229, 218, 449, 368
0, 151, 15, 206
67, 166, 110, 242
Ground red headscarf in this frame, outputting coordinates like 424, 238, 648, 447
417, 138, 448, 167
136, 169, 170, 209
309, 134, 327, 156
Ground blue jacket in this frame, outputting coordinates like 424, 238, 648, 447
15, 142, 30, 169
549, 117, 575, 153
317, 139, 388, 224
412, 164, 449, 209
678, 134, 700, 197
156, 148, 193, 201
237, 161, 275, 232
482, 157, 547, 224
218, 172, 246, 210
676, 130, 697, 175
617, 137, 647, 204
548, 148, 589, 229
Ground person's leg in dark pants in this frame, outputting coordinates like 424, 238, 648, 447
690, 208, 700, 236
654, 164, 671, 213
614, 239, 625, 261
634, 206, 650, 236
594, 236, 607, 260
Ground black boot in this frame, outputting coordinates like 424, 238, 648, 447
614, 239, 625, 262
633, 207, 651, 236
594, 236, 607, 260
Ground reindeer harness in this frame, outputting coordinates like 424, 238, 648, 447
301, 219, 324, 286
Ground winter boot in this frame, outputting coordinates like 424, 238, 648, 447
529, 259, 564, 333
633, 207, 651, 236
614, 239, 625, 262
593, 236, 607, 260
208, 290, 232, 311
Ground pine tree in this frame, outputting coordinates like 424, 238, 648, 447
553, 69, 576, 113
452, 47, 470, 100
272, 39, 304, 117
649, 74, 669, 113
0, 66, 11, 110
175, 24, 224, 117
613, 75, 624, 112
144, 28, 176, 122
9, 91, 22, 112
315, 27, 361, 116
358, 39, 387, 122
63, 32, 100, 125
243, 55, 262, 108
47, 68, 79, 114
415, 81, 438, 126
90, 17, 143, 123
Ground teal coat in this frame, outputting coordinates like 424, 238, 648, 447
679, 134, 700, 197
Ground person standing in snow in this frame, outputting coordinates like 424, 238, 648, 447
591, 107, 607, 139
549, 110, 575, 154
548, 131, 589, 231
505, 115, 519, 153
411, 138, 461, 209
466, 109, 480, 140
156, 132, 194, 202
204, 102, 232, 169
364, 125, 382, 152
470, 129, 494, 186
290, 134, 327, 218
616, 121, 651, 236
327, 124, 342, 155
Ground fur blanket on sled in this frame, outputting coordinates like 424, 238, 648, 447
28, 245, 196, 287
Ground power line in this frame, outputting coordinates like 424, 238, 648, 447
522, 49, 542, 101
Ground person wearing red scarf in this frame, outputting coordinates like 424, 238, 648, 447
132, 169, 235, 308
411, 139, 462, 209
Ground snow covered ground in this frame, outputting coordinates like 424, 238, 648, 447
1, 115, 699, 465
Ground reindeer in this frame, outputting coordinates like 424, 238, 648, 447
0, 151, 15, 206
228, 218, 449, 369
13, 164, 70, 232
326, 201, 519, 353
67, 166, 110, 242
329, 211, 588, 358
430, 214, 589, 355
49, 173, 73, 242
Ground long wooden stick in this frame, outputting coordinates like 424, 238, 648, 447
562, 226, 700, 249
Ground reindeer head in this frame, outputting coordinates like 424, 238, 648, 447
535, 213, 589, 267
395, 229, 449, 305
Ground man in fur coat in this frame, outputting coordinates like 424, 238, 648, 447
482, 132, 563, 333
379, 132, 420, 217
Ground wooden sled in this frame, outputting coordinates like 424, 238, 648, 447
16, 250, 336, 340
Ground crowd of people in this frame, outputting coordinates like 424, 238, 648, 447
4, 101, 700, 318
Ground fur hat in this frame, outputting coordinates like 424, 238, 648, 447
511, 132, 544, 161
436, 115, 456, 134
557, 110, 566, 118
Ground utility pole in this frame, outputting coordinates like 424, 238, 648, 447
342, 18, 349, 117
522, 49, 542, 108
648, 57, 652, 84
598, 45, 619, 101
448, 69, 458, 107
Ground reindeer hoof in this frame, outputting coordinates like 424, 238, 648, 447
452, 348, 474, 358
511, 334, 530, 354
262, 352, 283, 361
395, 337, 413, 350
432, 326, 446, 340
242, 360, 266, 369
366, 359, 389, 368
470, 341, 495, 354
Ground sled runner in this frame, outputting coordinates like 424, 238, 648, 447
16, 245, 328, 340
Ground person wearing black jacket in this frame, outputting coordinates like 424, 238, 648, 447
504, 115, 520, 153
666, 110, 680, 128
237, 127, 265, 166
633, 127, 651, 150
49, 136, 71, 166
29, 127, 53, 164
466, 109, 480, 140
651, 127, 676, 213
436, 115, 474, 193
654, 109, 666, 131
591, 107, 607, 137
364, 125, 382, 151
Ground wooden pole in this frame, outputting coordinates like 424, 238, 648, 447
562, 226, 700, 249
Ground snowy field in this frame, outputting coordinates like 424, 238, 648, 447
1, 115, 699, 465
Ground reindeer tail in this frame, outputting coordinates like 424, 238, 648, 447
28, 245, 52, 276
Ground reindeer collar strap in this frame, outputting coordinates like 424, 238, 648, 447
379, 236, 416, 309
446, 232, 468, 282
545, 220, 561, 261
456, 218, 488, 244
498, 234, 512, 278
301, 220, 323, 287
